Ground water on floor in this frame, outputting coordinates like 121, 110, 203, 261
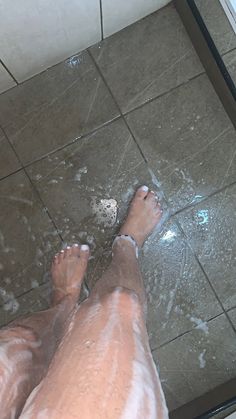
0, 2, 236, 413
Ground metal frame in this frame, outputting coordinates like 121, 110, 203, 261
174, 0, 236, 129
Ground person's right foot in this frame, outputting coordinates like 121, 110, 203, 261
51, 244, 90, 306
119, 185, 162, 247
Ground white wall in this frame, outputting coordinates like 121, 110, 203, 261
0, 0, 171, 93
102, 0, 171, 37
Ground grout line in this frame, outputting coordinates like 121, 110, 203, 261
1, 125, 64, 244
173, 179, 236, 217
123, 70, 206, 117
88, 49, 151, 164
175, 218, 236, 336
0, 59, 19, 85
227, 305, 236, 314
21, 115, 121, 169
99, 0, 104, 40
0, 124, 23, 169
0, 167, 23, 182
151, 311, 225, 352
222, 46, 236, 57
23, 166, 64, 242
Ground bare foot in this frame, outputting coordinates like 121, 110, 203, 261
51, 244, 90, 306
119, 185, 162, 247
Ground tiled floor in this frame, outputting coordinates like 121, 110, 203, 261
0, 2, 236, 413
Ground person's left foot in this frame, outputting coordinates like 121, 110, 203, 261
51, 244, 90, 306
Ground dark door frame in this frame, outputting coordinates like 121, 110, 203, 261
174, 0, 236, 129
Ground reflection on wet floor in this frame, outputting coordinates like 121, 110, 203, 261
0, 2, 236, 413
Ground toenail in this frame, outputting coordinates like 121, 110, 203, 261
140, 185, 149, 192
60, 250, 64, 253
81, 244, 89, 251
73, 243, 79, 247
66, 246, 71, 250
150, 190, 155, 194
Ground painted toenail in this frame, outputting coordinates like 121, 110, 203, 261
81, 244, 89, 251
60, 250, 64, 253
73, 243, 79, 247
66, 246, 71, 250
141, 185, 148, 191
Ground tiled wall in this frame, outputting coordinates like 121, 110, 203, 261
0, 0, 171, 94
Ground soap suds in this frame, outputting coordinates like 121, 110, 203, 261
198, 349, 206, 368
91, 197, 118, 227
74, 167, 88, 182
189, 316, 209, 335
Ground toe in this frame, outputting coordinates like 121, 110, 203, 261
146, 190, 158, 204
80, 244, 90, 261
71, 243, 80, 256
154, 204, 162, 215
59, 249, 65, 261
64, 246, 73, 257
134, 185, 149, 200
53, 253, 60, 265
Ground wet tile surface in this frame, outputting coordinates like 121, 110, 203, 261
0, 127, 21, 179
90, 3, 203, 113
142, 221, 222, 349
0, 283, 50, 327
26, 118, 157, 286
195, 0, 236, 55
153, 314, 236, 411
0, 2, 235, 412
126, 74, 235, 212
228, 307, 236, 327
0, 170, 61, 323
176, 183, 236, 311
0, 51, 119, 165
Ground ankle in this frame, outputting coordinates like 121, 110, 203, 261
112, 235, 139, 259
51, 289, 80, 307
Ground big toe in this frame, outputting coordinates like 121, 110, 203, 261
134, 185, 149, 200
78, 244, 90, 263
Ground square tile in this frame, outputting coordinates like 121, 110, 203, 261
126, 74, 235, 211
26, 118, 150, 239
176, 183, 236, 310
0, 171, 61, 312
0, 0, 101, 82
26, 118, 163, 288
142, 221, 222, 349
195, 0, 236, 55
153, 314, 236, 411
90, 3, 203, 113
0, 128, 21, 179
102, 0, 171, 37
0, 63, 16, 94
0, 51, 119, 165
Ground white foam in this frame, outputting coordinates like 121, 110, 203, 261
189, 317, 209, 335
198, 349, 206, 369
91, 197, 118, 227
74, 166, 88, 182
31, 280, 39, 289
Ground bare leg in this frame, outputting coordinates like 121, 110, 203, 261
20, 186, 168, 419
0, 244, 90, 419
